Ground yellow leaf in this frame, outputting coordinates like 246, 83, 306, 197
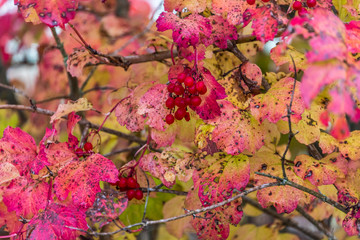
50, 98, 92, 123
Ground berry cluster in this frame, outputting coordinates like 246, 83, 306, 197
75, 142, 93, 157
112, 176, 143, 200
292, 0, 316, 16
165, 71, 207, 125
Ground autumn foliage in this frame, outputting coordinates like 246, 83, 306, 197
1, 0, 360, 239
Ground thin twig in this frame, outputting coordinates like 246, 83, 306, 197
296, 206, 336, 240
140, 169, 150, 222
255, 172, 348, 213
226, 40, 248, 63
35, 95, 70, 104
138, 187, 187, 196
104, 146, 141, 157
243, 196, 323, 240
82, 86, 116, 95
66, 182, 281, 236
81, 66, 98, 91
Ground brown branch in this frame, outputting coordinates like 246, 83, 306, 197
103, 146, 141, 157
66, 182, 281, 236
0, 104, 145, 144
243, 196, 323, 240
227, 40, 248, 63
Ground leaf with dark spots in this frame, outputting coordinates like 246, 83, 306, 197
2, 176, 48, 219
15, 0, 79, 28
53, 154, 118, 208
87, 189, 128, 227
67, 48, 100, 77
339, 130, 360, 160
203, 15, 238, 49
27, 203, 87, 240
294, 153, 345, 186
206, 100, 265, 155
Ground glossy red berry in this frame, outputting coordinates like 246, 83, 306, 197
298, 7, 308, 17
175, 97, 186, 108
293, 1, 302, 10
165, 114, 175, 124
167, 83, 175, 93
306, 0, 316, 7
165, 97, 175, 109
184, 96, 191, 106
184, 76, 195, 87
127, 189, 136, 200
173, 85, 185, 95
196, 81, 207, 95
188, 85, 197, 94
134, 189, 143, 200
190, 96, 202, 107
135, 182, 140, 188
184, 112, 190, 121
84, 142, 93, 152
247, 0, 255, 4
118, 178, 127, 188
110, 181, 119, 186
175, 108, 187, 120
177, 72, 187, 83
126, 177, 137, 188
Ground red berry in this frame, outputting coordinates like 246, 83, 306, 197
127, 189, 136, 200
306, 0, 316, 7
135, 182, 140, 188
75, 148, 83, 156
184, 76, 195, 87
175, 108, 187, 120
110, 181, 119, 186
84, 142, 93, 152
175, 97, 186, 108
293, 1, 302, 10
165, 114, 175, 124
184, 112, 190, 121
126, 177, 137, 188
190, 96, 202, 107
262, 0, 270, 2
134, 189, 143, 200
188, 85, 197, 94
298, 7, 308, 17
173, 85, 185, 95
247, 0, 255, 4
184, 96, 191, 106
118, 178, 127, 188
196, 81, 207, 95
167, 83, 175, 93
165, 97, 175, 109
177, 72, 187, 83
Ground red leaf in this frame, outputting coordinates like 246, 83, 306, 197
87, 189, 128, 227
156, 12, 212, 48
203, 15, 238, 49
53, 154, 118, 208
306, 35, 347, 62
330, 116, 350, 140
343, 209, 360, 236
0, 202, 24, 234
194, 153, 249, 206
250, 77, 304, 124
2, 177, 48, 218
207, 100, 265, 155
0, 127, 38, 175
27, 203, 87, 240
15, 0, 79, 28
345, 21, 360, 54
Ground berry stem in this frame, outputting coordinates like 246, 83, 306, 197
170, 43, 176, 65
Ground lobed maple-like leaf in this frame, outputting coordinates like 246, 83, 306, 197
156, 12, 212, 48
53, 153, 118, 208
15, 0, 79, 28
293, 153, 345, 186
203, 15, 238, 49
27, 203, 87, 240
191, 66, 227, 120
87, 189, 128, 227
250, 77, 304, 124
2, 177, 48, 218
194, 153, 249, 206
207, 100, 265, 155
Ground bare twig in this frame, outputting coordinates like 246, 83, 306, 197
81, 66, 98, 91
138, 187, 187, 196
66, 182, 281, 236
296, 206, 336, 240
226, 40, 248, 63
140, 169, 150, 222
82, 86, 116, 95
104, 146, 141, 157
35, 95, 70, 104
243, 196, 323, 240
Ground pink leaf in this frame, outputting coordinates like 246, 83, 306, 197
53, 154, 118, 208
27, 203, 87, 240
156, 12, 212, 48
306, 35, 347, 63
212, 0, 253, 25
203, 15, 238, 49
345, 21, 360, 54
